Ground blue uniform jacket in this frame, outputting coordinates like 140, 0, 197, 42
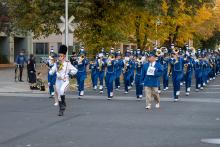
142, 62, 163, 87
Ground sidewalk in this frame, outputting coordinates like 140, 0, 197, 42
0, 67, 47, 94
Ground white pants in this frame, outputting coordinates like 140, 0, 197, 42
55, 79, 69, 101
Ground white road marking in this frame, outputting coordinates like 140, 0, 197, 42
201, 138, 220, 144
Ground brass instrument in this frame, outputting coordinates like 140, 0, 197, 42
173, 47, 179, 54
107, 54, 115, 66
136, 57, 142, 68
160, 47, 168, 54
98, 58, 103, 70
123, 58, 129, 73
183, 63, 188, 74
57, 61, 63, 71
78, 54, 85, 64
156, 49, 163, 57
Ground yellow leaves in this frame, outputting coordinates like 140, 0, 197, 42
162, 0, 168, 15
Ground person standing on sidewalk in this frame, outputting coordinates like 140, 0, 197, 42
27, 54, 36, 89
142, 51, 163, 110
15, 50, 27, 82
49, 45, 78, 116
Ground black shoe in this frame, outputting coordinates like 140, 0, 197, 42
58, 101, 65, 116
19, 80, 24, 82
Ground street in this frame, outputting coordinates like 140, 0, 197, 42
0, 72, 220, 147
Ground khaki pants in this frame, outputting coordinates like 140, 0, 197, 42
145, 87, 160, 106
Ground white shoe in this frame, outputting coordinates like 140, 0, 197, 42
203, 83, 206, 86
99, 85, 103, 90
94, 86, 97, 90
100, 91, 103, 94
200, 87, 204, 90
166, 87, 169, 90
158, 90, 161, 94
213, 77, 215, 79
155, 103, 160, 108
207, 80, 209, 83
139, 95, 143, 98
124, 91, 128, 94
107, 97, 112, 100
186, 92, 189, 96
180, 83, 183, 86
54, 102, 58, 106
163, 88, 167, 91
80, 91, 84, 96
176, 91, 180, 96
187, 87, 191, 92
210, 78, 213, 81
128, 86, 132, 90
118, 86, 120, 88
145, 105, 151, 109
195, 89, 199, 92
174, 99, 179, 102
110, 92, 113, 97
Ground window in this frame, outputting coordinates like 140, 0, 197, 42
33, 43, 49, 55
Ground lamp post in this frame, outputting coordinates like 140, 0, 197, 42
155, 18, 161, 48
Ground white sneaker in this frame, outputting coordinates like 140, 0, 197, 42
155, 103, 160, 108
99, 85, 103, 90
124, 91, 128, 94
158, 90, 161, 94
128, 86, 132, 90
213, 77, 215, 79
107, 97, 112, 100
195, 89, 199, 92
174, 99, 179, 102
139, 95, 143, 98
110, 92, 113, 97
80, 91, 84, 96
166, 87, 169, 90
203, 83, 206, 86
210, 78, 213, 81
200, 87, 204, 90
163, 88, 167, 91
187, 87, 191, 92
186, 92, 189, 96
54, 102, 58, 106
176, 91, 180, 96
100, 91, 103, 94
145, 105, 151, 109
118, 86, 120, 88
94, 85, 97, 90
180, 82, 183, 86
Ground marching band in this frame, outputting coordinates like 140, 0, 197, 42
45, 44, 220, 116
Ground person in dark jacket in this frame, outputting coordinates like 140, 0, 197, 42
27, 54, 36, 89
15, 50, 27, 82
142, 51, 163, 109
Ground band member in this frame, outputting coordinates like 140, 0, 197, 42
114, 51, 123, 90
161, 47, 169, 91
76, 51, 89, 98
96, 53, 106, 93
135, 56, 144, 100
47, 55, 57, 102
49, 45, 78, 116
194, 54, 203, 91
169, 46, 184, 101
105, 54, 116, 99
15, 50, 27, 82
142, 51, 163, 109
183, 54, 194, 96
89, 57, 98, 90
70, 51, 78, 68
123, 55, 132, 94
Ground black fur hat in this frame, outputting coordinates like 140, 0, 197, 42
58, 45, 67, 55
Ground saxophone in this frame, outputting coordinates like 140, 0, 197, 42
57, 61, 63, 72
98, 58, 102, 70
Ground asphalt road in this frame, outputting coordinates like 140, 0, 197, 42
1, 68, 220, 147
